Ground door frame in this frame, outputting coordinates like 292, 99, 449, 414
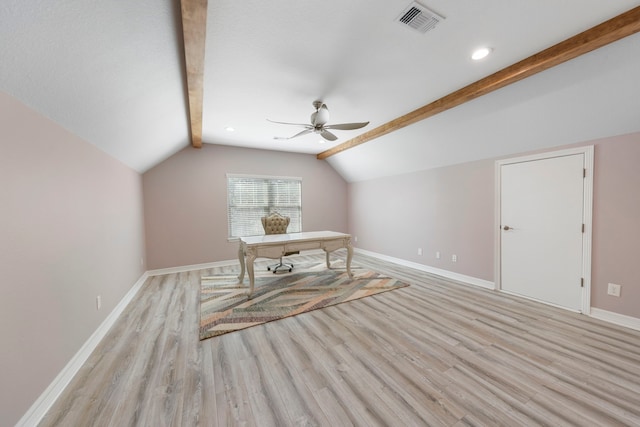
494, 146, 594, 313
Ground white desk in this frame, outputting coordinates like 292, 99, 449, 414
237, 231, 353, 298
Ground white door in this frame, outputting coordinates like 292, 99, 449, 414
500, 154, 585, 311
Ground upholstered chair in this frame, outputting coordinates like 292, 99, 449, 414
261, 212, 299, 273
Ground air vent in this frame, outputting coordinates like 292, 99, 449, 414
396, 2, 445, 34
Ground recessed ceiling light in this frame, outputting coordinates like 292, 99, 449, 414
225, 126, 235, 132
471, 47, 492, 60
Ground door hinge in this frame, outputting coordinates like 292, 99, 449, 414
582, 223, 585, 233
581, 277, 584, 287
583, 168, 586, 178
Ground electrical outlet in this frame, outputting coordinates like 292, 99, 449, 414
436, 251, 440, 259
96, 295, 102, 310
452, 254, 457, 262
354, 236, 358, 243
418, 248, 423, 256
607, 283, 621, 297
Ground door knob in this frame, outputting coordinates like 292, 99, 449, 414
503, 225, 512, 231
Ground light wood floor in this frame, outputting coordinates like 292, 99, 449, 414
40, 252, 640, 426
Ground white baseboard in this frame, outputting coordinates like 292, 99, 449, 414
355, 248, 495, 290
17, 252, 328, 425
20, 252, 639, 426
589, 308, 640, 331
16, 271, 150, 427
146, 251, 334, 277
146, 259, 240, 276
357, 249, 640, 332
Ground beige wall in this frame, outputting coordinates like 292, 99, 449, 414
591, 133, 640, 316
142, 144, 349, 269
0, 92, 147, 425
348, 131, 640, 319
348, 158, 495, 281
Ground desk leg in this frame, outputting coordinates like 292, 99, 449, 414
237, 241, 246, 284
325, 250, 331, 268
346, 242, 353, 279
246, 252, 256, 298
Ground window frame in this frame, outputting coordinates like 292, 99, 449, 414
226, 173, 303, 241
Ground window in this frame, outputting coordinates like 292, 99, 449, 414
227, 174, 302, 239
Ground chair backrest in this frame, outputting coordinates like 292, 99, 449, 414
261, 212, 290, 235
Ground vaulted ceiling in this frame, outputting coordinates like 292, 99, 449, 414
2, 1, 640, 182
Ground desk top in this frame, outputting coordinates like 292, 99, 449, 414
241, 231, 350, 246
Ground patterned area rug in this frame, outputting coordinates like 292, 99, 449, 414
199, 259, 409, 340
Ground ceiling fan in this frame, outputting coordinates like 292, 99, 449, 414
268, 100, 369, 141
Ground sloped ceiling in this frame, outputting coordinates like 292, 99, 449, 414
1, 0, 189, 172
2, 0, 640, 182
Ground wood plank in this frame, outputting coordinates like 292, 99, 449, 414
327, 305, 464, 424
180, 0, 207, 148
287, 314, 393, 426
317, 6, 640, 160
39, 252, 640, 426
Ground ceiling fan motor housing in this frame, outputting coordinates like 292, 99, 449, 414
311, 103, 330, 126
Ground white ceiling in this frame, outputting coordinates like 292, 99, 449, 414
2, 0, 639, 182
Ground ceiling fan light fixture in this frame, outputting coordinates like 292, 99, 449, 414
311, 103, 330, 126
472, 47, 492, 60
225, 126, 235, 132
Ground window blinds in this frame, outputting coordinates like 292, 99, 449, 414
227, 174, 302, 238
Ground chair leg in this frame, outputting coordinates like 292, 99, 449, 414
267, 257, 293, 273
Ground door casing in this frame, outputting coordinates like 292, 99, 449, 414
494, 146, 594, 314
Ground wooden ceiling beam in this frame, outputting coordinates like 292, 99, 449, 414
317, 6, 640, 160
180, 0, 208, 149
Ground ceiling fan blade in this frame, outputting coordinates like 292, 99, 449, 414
320, 129, 338, 141
274, 129, 313, 140
267, 119, 311, 127
324, 121, 369, 130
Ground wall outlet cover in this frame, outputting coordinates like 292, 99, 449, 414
607, 283, 621, 297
